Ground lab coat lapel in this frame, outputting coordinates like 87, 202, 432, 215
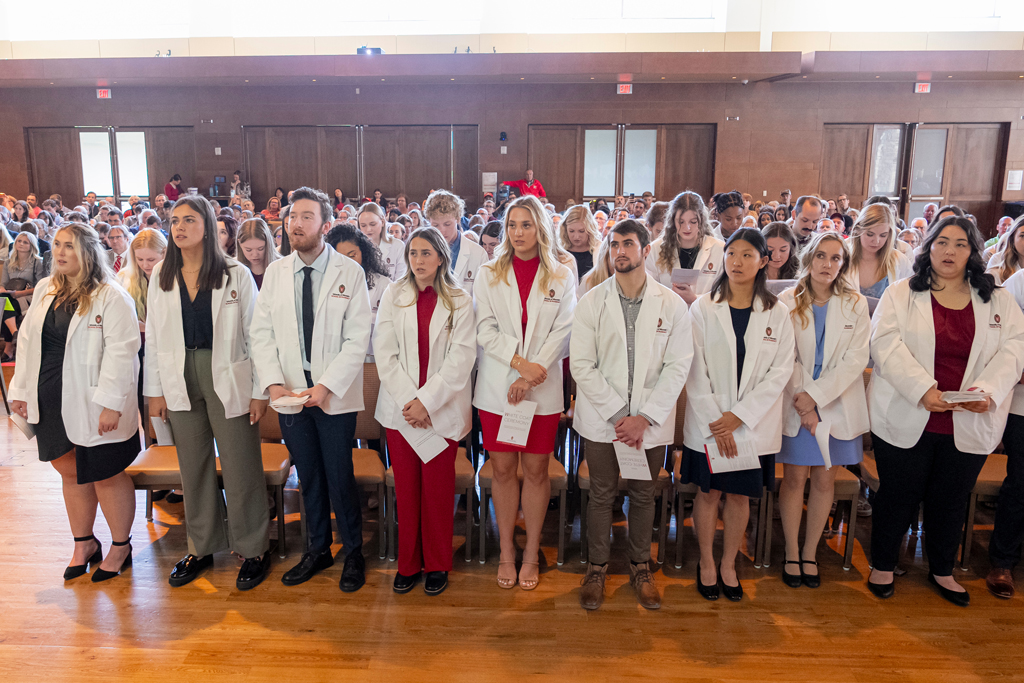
316, 248, 339, 315
210, 268, 229, 329
507, 264, 526, 353
738, 304, 770, 398
912, 289, 936, 376
604, 278, 629, 355
820, 295, 843, 368
629, 277, 661, 413
401, 283, 420, 381
712, 300, 738, 403
962, 288, 990, 388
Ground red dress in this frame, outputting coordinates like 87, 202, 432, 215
926, 295, 974, 435
479, 255, 562, 454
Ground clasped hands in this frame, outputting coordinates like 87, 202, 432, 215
508, 356, 547, 406
709, 411, 743, 458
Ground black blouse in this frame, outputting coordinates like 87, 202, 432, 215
179, 284, 213, 350
730, 305, 753, 390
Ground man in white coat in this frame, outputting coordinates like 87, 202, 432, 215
424, 189, 488, 296
570, 219, 694, 611
250, 187, 372, 593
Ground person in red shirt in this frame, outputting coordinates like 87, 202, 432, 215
164, 174, 183, 202
503, 169, 546, 199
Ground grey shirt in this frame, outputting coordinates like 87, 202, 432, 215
610, 279, 656, 426
293, 244, 330, 372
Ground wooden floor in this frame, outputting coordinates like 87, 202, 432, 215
1, 419, 1022, 683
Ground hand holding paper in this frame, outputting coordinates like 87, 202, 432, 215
613, 440, 651, 480
704, 439, 760, 474
496, 400, 537, 448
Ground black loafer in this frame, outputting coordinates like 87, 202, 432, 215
281, 548, 334, 586
719, 570, 743, 602
782, 560, 803, 588
339, 550, 366, 593
424, 571, 448, 596
929, 573, 970, 607
801, 560, 821, 589
393, 571, 421, 594
168, 554, 213, 587
696, 566, 719, 601
867, 578, 895, 599
236, 553, 271, 591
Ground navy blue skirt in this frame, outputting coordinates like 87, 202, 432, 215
680, 445, 774, 498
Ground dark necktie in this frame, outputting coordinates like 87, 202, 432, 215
302, 266, 314, 364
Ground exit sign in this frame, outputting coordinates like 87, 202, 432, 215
96, 88, 111, 99
617, 84, 632, 95
914, 82, 931, 94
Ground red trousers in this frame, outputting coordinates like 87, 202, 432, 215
387, 429, 458, 575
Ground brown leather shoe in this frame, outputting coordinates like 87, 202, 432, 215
579, 564, 607, 610
986, 568, 1015, 599
630, 562, 662, 610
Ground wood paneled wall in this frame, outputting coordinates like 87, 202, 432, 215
1, 79, 1022, 226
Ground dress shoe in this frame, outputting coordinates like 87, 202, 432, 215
281, 548, 334, 586
579, 564, 608, 610
782, 560, 803, 588
64, 535, 102, 581
696, 565, 719, 601
236, 553, 271, 591
986, 568, 1015, 599
630, 562, 662, 610
393, 571, 421, 594
92, 538, 132, 583
168, 554, 213, 587
719, 568, 743, 602
929, 573, 970, 607
424, 571, 448, 596
164, 492, 184, 504
800, 560, 821, 589
339, 550, 366, 593
867, 578, 895, 599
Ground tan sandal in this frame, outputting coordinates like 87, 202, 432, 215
497, 561, 517, 589
519, 561, 540, 591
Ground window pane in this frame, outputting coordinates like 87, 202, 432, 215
79, 131, 114, 198
910, 128, 947, 197
867, 125, 902, 197
583, 129, 617, 198
115, 131, 150, 198
622, 129, 657, 198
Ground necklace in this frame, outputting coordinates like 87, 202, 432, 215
812, 296, 830, 305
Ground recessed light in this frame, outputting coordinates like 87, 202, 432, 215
802, 75, 807, 78
244, 80, 249, 83
451, 78, 455, 81
520, 77, 524, 80
49, 82, 53, 85
660, 77, 665, 80
875, 75, 880, 78
312, 79, 316, 82
731, 76, 736, 79
590, 77, 595, 80
948, 75, 953, 78
381, 78, 385, 81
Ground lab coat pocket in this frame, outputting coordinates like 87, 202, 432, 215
226, 359, 252, 413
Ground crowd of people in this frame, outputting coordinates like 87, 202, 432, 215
4, 173, 1024, 612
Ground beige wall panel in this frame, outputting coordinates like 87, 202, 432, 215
11, 40, 100, 59
771, 32, 830, 53
527, 33, 626, 53
624, 33, 726, 52
829, 32, 928, 52
188, 37, 236, 57
724, 32, 760, 52
927, 32, 1024, 51
315, 36, 397, 55
234, 36, 315, 57
99, 38, 192, 59
396, 34, 480, 55
480, 34, 529, 54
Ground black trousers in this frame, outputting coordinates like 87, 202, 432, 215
870, 431, 986, 575
990, 414, 1024, 570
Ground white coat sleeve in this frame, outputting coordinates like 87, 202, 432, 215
968, 292, 1024, 406
236, 267, 267, 401
685, 299, 726, 439
533, 273, 576, 369
143, 271, 163, 398
730, 308, 796, 430
8, 279, 48, 403
249, 278, 286, 392
870, 286, 935, 406
804, 296, 871, 409
418, 294, 477, 416
637, 299, 693, 428
319, 272, 372, 398
93, 287, 141, 413
569, 293, 628, 422
474, 268, 520, 367
373, 287, 420, 408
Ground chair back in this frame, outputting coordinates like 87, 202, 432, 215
672, 386, 687, 449
260, 404, 284, 441
355, 362, 383, 441
862, 367, 872, 389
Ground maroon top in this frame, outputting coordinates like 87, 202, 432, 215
252, 272, 264, 290
416, 286, 437, 388
926, 295, 975, 435
512, 255, 540, 338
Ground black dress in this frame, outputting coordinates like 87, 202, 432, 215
571, 250, 594, 282
35, 298, 140, 484
681, 305, 775, 498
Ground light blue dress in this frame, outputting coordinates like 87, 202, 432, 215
777, 302, 863, 467
860, 275, 889, 300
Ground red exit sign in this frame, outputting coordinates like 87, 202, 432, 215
617, 84, 632, 95
96, 88, 111, 99
914, 82, 931, 94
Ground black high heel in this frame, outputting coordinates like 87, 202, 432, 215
91, 537, 132, 583
782, 560, 803, 588
718, 565, 743, 602
696, 565, 719, 601
64, 535, 102, 581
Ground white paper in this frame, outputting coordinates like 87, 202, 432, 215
496, 399, 537, 448
941, 389, 992, 404
704, 439, 760, 474
671, 268, 701, 287
766, 279, 799, 296
9, 414, 35, 440
270, 394, 311, 410
813, 418, 832, 470
397, 421, 449, 464
150, 416, 174, 446
1007, 170, 1023, 192
613, 440, 651, 480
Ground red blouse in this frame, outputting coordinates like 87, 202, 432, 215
512, 255, 540, 338
926, 295, 975, 435
416, 286, 438, 388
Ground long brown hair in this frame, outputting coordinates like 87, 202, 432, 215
761, 221, 800, 279
159, 196, 229, 292
47, 223, 113, 315
850, 203, 900, 284
658, 191, 712, 273
789, 232, 856, 329
235, 217, 281, 271
990, 215, 1024, 283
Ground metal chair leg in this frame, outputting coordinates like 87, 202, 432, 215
145, 489, 154, 522
377, 483, 386, 559
387, 485, 397, 562
276, 484, 286, 559
843, 497, 856, 570
580, 489, 589, 564
657, 490, 669, 565
479, 489, 488, 564
557, 489, 566, 566
464, 484, 473, 562
959, 493, 978, 571
674, 492, 686, 569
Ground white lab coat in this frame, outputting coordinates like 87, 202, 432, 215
373, 280, 476, 441
683, 292, 796, 455
778, 288, 871, 440
377, 234, 407, 281
1001, 269, 1024, 416
570, 273, 694, 447
452, 233, 490, 298
845, 249, 913, 293
473, 258, 576, 416
365, 273, 389, 363
10, 277, 141, 446
249, 247, 371, 415
868, 278, 1024, 453
645, 234, 725, 297
143, 260, 262, 419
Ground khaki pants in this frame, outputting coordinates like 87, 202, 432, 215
583, 439, 664, 565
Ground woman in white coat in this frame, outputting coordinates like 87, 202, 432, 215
10, 222, 141, 582
867, 216, 1024, 606
358, 202, 406, 281
326, 222, 392, 363
682, 228, 795, 601
374, 227, 476, 596
985, 215, 1024, 285
776, 233, 870, 588
145, 196, 271, 592
474, 194, 576, 590
846, 203, 913, 299
645, 191, 725, 306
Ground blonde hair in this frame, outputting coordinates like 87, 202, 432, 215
561, 205, 601, 254
235, 217, 281, 271
581, 235, 613, 291
991, 216, 1024, 283
789, 232, 856, 329
423, 189, 465, 222
487, 195, 565, 294
47, 223, 113, 315
357, 201, 399, 247
10, 231, 41, 271
396, 227, 466, 332
124, 228, 167, 321
850, 203, 900, 284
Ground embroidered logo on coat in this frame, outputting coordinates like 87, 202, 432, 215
339, 284, 346, 294
95, 315, 102, 324
230, 290, 237, 299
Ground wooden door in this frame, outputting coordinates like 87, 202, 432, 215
819, 125, 870, 208
657, 124, 716, 202
27, 128, 84, 207
398, 126, 453, 203
318, 127, 359, 202
244, 126, 320, 209
528, 125, 581, 208
945, 123, 1007, 235
451, 125, 480, 206
144, 127, 196, 201
361, 126, 402, 203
